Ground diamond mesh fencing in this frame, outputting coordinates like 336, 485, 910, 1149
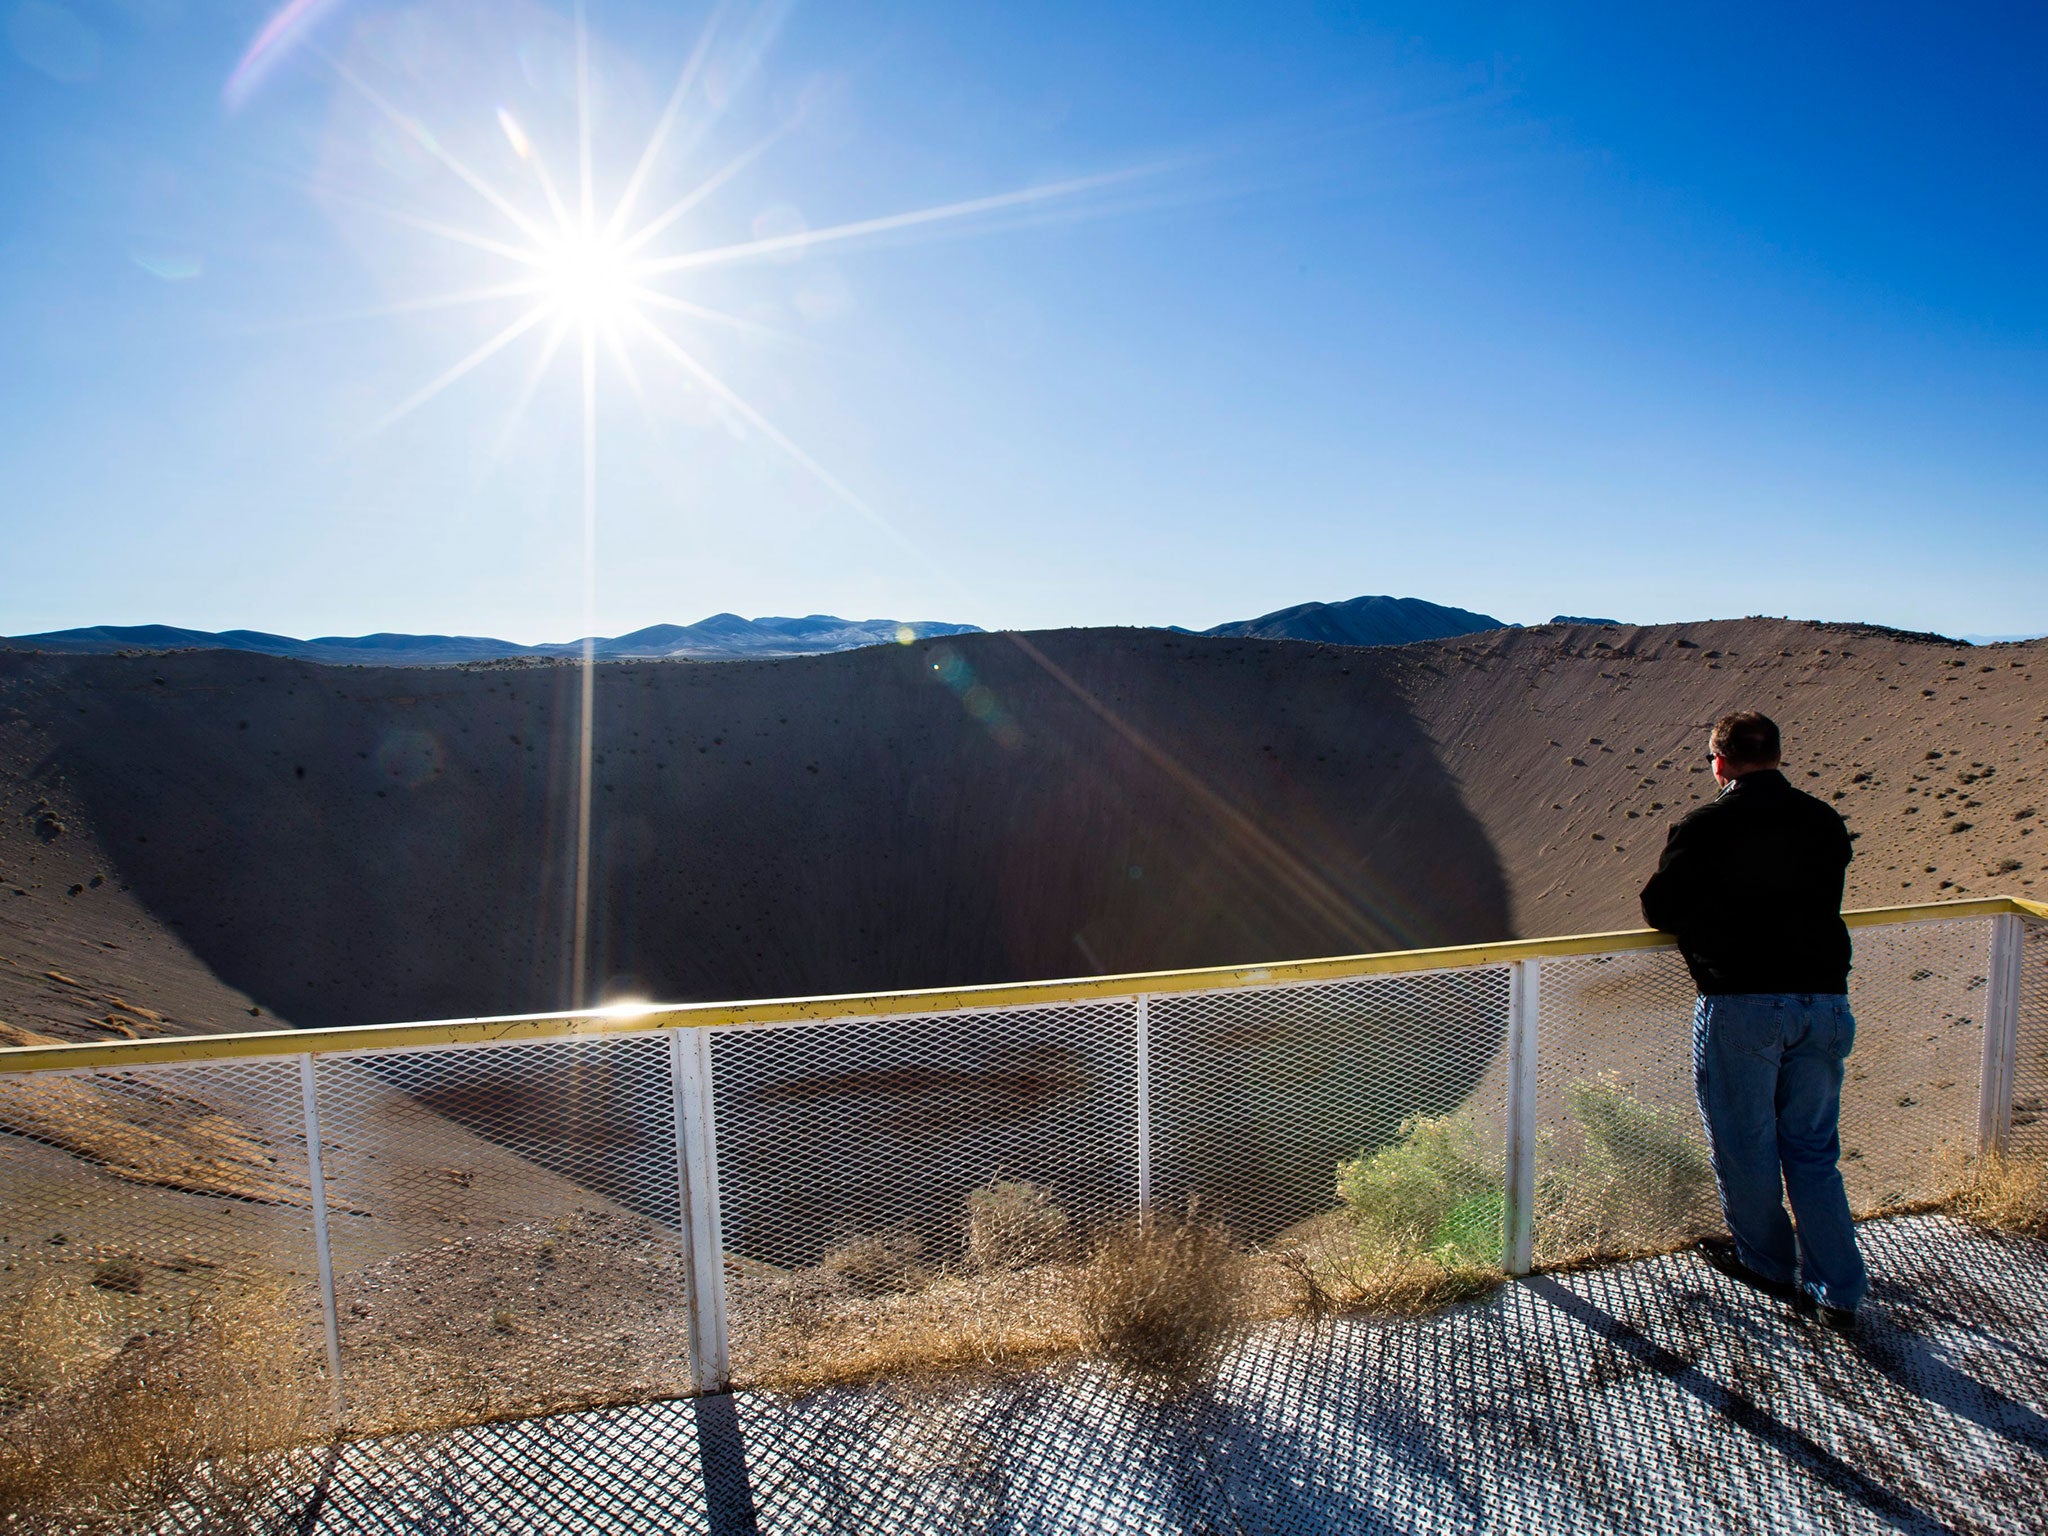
710, 1001, 1137, 1388
1147, 967, 1512, 1257
2011, 917, 2048, 1164
311, 1032, 695, 1432
1835, 916, 1993, 1207
0, 904, 2032, 1503
0, 1056, 330, 1453
1532, 917, 2002, 1269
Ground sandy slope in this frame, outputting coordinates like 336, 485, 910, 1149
1394, 617, 2044, 936
0, 632, 1508, 1037
0, 618, 2039, 1041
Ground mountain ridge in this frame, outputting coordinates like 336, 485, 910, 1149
17, 598, 2025, 668
0, 615, 982, 666
1202, 594, 1511, 647
4, 596, 1519, 666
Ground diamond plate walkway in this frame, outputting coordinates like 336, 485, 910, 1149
288, 1215, 2047, 1535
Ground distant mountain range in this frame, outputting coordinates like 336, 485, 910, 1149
1201, 594, 1514, 647
1, 597, 1644, 667
0, 615, 982, 666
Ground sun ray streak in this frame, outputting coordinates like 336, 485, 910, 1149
575, 3, 596, 232
294, 177, 549, 268
363, 304, 553, 440
612, 0, 797, 246
324, 52, 553, 247
631, 315, 920, 557
526, 146, 576, 236
621, 124, 790, 257
603, 0, 731, 240
571, 326, 598, 1008
261, 279, 547, 332
631, 286, 793, 343
999, 631, 1385, 945
489, 315, 573, 465
640, 168, 1144, 275
601, 318, 646, 407
643, 173, 1146, 278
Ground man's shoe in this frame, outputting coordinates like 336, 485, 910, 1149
1693, 1237, 1801, 1305
1791, 1290, 1859, 1334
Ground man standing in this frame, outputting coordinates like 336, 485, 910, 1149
1640, 711, 1866, 1331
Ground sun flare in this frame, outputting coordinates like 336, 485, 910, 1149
534, 225, 643, 329
276, 3, 1132, 1005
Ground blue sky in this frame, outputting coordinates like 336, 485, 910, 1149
3, 0, 2045, 642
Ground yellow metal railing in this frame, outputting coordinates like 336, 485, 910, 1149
1, 894, 2039, 1075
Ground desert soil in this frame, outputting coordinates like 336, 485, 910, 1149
0, 617, 2038, 1043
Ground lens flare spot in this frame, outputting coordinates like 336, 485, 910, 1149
223, 0, 341, 109
373, 728, 445, 789
927, 646, 1022, 748
496, 107, 532, 160
749, 203, 809, 264
130, 249, 203, 281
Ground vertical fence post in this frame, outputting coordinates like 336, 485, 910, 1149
1980, 912, 2024, 1158
1134, 995, 1152, 1214
1503, 960, 1541, 1276
670, 1027, 731, 1393
297, 1053, 345, 1419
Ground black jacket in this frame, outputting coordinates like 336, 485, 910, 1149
1639, 769, 1853, 995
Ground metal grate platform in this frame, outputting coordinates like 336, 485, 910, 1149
260, 1213, 2048, 1535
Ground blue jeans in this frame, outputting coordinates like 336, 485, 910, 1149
1692, 992, 1868, 1312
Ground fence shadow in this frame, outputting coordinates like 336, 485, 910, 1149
287, 1214, 2048, 1534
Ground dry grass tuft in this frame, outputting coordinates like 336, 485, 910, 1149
732, 1192, 1255, 1397
965, 1180, 1074, 1272
1947, 1149, 2048, 1238
732, 1256, 1088, 1395
0, 1273, 327, 1533
1073, 1211, 1247, 1392
1258, 1217, 1498, 1328
817, 1226, 931, 1296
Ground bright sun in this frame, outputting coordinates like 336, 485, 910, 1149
332, 8, 1123, 458
291, 5, 1130, 1008
534, 225, 642, 329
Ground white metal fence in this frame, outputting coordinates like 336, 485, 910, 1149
0, 901, 2037, 1437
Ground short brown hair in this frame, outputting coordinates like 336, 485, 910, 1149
1710, 711, 1781, 768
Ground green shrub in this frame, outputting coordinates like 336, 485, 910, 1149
1331, 1083, 1720, 1273
1540, 1078, 1718, 1253
1430, 1191, 1506, 1267
1337, 1113, 1498, 1261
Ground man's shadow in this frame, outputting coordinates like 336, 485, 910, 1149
1525, 1273, 2039, 1536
